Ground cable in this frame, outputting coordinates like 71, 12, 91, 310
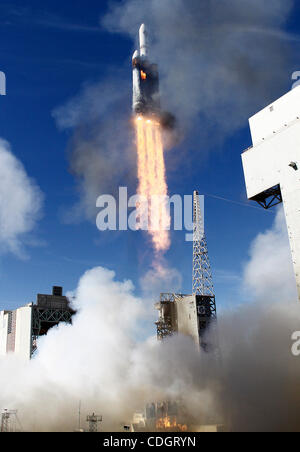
203, 193, 275, 213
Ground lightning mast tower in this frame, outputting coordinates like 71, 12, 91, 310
192, 191, 217, 326
192, 191, 214, 297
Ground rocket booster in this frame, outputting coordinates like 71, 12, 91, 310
132, 24, 160, 116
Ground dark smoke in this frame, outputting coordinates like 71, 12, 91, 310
53, 0, 295, 218
132, 298, 300, 432
103, 0, 294, 143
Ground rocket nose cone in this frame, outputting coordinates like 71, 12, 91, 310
139, 23, 146, 33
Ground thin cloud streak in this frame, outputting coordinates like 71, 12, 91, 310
0, 5, 102, 34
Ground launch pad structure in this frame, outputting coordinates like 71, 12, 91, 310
155, 191, 217, 350
242, 85, 300, 301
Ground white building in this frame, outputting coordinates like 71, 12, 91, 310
242, 85, 300, 301
0, 305, 32, 360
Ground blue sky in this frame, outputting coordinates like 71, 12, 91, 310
0, 0, 299, 313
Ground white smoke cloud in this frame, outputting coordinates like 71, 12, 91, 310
243, 207, 298, 302
0, 139, 43, 256
1, 250, 300, 431
0, 154, 299, 432
0, 267, 145, 431
140, 258, 182, 298
0, 266, 199, 432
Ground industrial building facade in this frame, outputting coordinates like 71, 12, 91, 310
155, 293, 217, 351
0, 286, 75, 360
242, 85, 300, 301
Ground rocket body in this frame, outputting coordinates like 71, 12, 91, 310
132, 24, 160, 116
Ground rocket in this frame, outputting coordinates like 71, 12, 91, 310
132, 24, 161, 116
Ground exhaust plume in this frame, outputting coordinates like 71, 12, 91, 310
135, 116, 170, 253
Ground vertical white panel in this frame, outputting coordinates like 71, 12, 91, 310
176, 295, 200, 349
14, 306, 32, 360
249, 85, 300, 146
281, 185, 300, 300
0, 311, 8, 356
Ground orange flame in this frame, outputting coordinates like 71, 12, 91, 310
135, 116, 170, 252
156, 416, 188, 432
141, 70, 147, 80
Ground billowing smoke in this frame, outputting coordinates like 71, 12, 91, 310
103, 0, 294, 144
243, 207, 298, 302
0, 139, 43, 257
54, 0, 295, 218
3, 1, 299, 432
53, 77, 136, 221
140, 257, 182, 297
0, 267, 146, 432
1, 209, 300, 432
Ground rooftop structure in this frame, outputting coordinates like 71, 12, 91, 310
0, 286, 75, 360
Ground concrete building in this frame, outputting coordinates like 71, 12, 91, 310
155, 293, 216, 351
0, 286, 75, 360
242, 85, 300, 301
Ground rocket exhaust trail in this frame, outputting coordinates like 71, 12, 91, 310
133, 24, 170, 253
135, 117, 170, 252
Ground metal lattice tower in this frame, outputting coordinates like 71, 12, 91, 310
86, 413, 102, 432
192, 191, 215, 297
1, 410, 21, 432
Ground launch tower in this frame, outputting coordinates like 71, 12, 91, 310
155, 192, 217, 349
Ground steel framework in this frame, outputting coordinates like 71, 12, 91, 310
250, 184, 282, 210
159, 293, 188, 302
86, 413, 102, 432
155, 294, 187, 340
1, 410, 10, 432
31, 306, 74, 357
192, 190, 215, 298
0, 410, 21, 432
155, 316, 174, 340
